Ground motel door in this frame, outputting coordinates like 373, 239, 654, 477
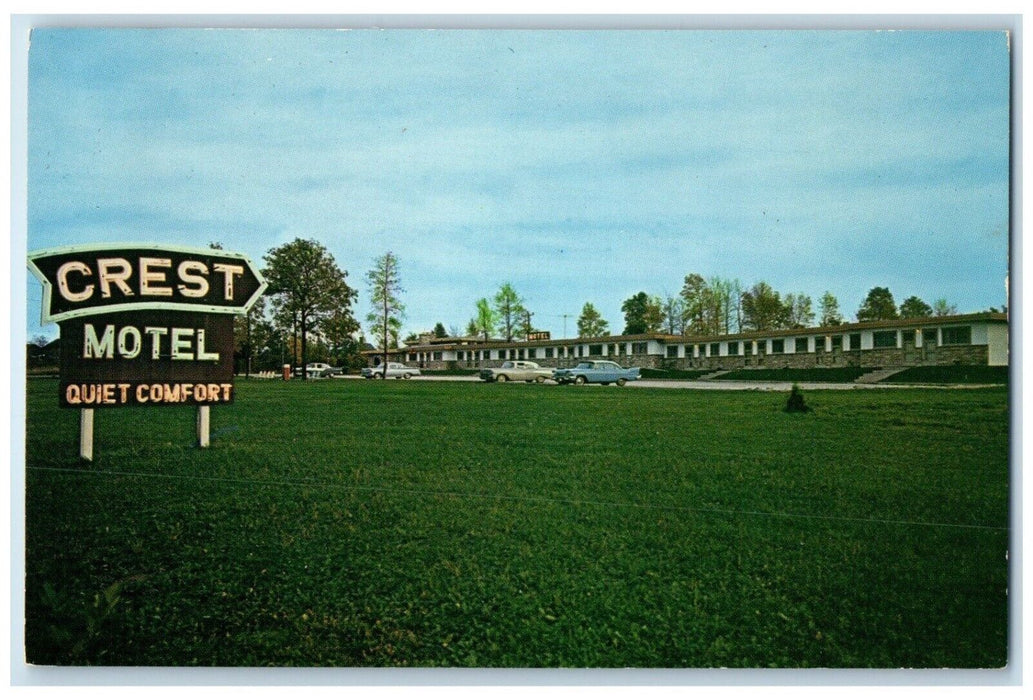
903, 331, 917, 364
920, 330, 937, 363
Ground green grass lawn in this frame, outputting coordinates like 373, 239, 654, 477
23, 378, 1010, 668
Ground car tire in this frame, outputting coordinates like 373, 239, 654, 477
574, 376, 587, 385
403, 373, 411, 379
617, 378, 627, 387
535, 376, 546, 383
497, 375, 509, 383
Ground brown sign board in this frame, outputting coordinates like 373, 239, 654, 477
28, 244, 266, 409
28, 244, 265, 323
58, 310, 236, 408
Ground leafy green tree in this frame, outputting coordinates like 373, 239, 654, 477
680, 273, 708, 333
679, 274, 742, 335
741, 281, 789, 331
263, 238, 357, 379
470, 298, 498, 341
932, 298, 959, 317
645, 295, 665, 333
493, 282, 526, 342
899, 296, 934, 319
704, 277, 736, 335
785, 293, 815, 328
857, 287, 898, 322
433, 322, 448, 338
577, 302, 609, 337
233, 295, 273, 377
819, 291, 843, 326
323, 305, 363, 369
365, 251, 405, 376
621, 291, 663, 334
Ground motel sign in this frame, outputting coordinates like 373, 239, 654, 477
29, 244, 266, 411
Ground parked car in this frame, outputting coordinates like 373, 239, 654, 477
553, 360, 641, 386
479, 360, 554, 383
361, 362, 421, 379
297, 362, 342, 378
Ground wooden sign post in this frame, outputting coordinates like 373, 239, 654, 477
29, 244, 267, 461
80, 408, 94, 462
197, 405, 211, 448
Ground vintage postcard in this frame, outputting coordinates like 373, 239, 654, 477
17, 20, 1014, 682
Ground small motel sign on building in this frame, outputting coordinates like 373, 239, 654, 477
28, 243, 267, 459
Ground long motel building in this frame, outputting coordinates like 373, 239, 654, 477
366, 312, 1009, 372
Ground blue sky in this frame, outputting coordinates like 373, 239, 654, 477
25, 28, 1011, 341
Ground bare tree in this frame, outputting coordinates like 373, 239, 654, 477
366, 252, 405, 376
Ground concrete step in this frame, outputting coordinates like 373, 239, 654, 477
854, 367, 908, 384
698, 370, 734, 381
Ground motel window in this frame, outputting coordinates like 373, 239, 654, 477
771, 339, 785, 354
941, 326, 972, 346
632, 342, 648, 355
849, 333, 861, 351
795, 338, 809, 353
667, 346, 679, 358
831, 335, 843, 351
923, 331, 937, 347
545, 347, 554, 358
589, 344, 603, 356
873, 331, 897, 348
433, 352, 442, 361
728, 341, 740, 356
709, 342, 720, 356
902, 330, 916, 345
457, 351, 465, 361
408, 353, 417, 362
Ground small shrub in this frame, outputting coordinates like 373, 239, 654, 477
784, 384, 811, 413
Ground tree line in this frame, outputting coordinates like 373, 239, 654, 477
234, 240, 986, 375
591, 277, 966, 339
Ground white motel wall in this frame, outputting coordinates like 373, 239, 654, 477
366, 313, 1009, 372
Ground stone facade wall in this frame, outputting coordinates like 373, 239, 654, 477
656, 344, 989, 371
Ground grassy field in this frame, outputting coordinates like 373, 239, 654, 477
24, 378, 1010, 668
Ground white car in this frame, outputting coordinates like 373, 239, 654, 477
297, 362, 342, 378
479, 361, 553, 383
361, 362, 421, 379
